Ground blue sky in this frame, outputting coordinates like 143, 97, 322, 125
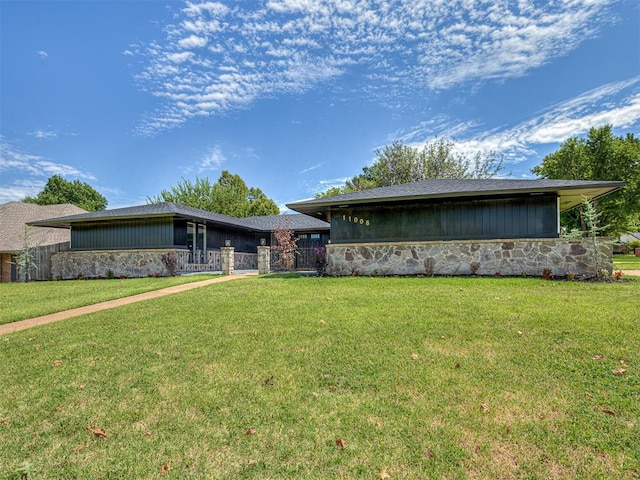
1, 0, 639, 211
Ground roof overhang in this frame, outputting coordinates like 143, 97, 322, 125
287, 181, 626, 221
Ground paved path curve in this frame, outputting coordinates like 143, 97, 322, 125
0, 273, 257, 336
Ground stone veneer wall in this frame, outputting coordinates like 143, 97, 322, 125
326, 239, 612, 278
52, 249, 175, 279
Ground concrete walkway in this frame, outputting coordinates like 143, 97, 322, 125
0, 272, 258, 336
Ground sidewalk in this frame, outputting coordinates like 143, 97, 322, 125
0, 272, 258, 336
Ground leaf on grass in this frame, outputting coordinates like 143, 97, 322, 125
0, 418, 8, 425
612, 368, 627, 376
411, 353, 419, 360
619, 359, 628, 367
245, 428, 256, 435
263, 375, 275, 386
161, 464, 171, 476
592, 354, 605, 360
327, 386, 338, 392
78, 384, 85, 390
52, 360, 62, 367
600, 408, 616, 416
380, 468, 391, 479
73, 444, 87, 453
156, 351, 162, 357
454, 362, 461, 369
87, 427, 107, 439
517, 331, 523, 336
480, 402, 489, 413
320, 320, 326, 325
335, 438, 346, 448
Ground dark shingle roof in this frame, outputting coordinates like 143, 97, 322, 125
241, 214, 329, 231
30, 202, 329, 232
287, 178, 626, 219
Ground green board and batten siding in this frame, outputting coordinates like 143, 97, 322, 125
330, 196, 558, 244
71, 217, 175, 250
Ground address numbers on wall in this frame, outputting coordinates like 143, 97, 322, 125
341, 214, 370, 226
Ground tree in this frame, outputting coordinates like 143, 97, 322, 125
13, 226, 38, 282
147, 170, 279, 217
271, 217, 298, 271
23, 175, 107, 211
316, 138, 504, 197
531, 125, 640, 236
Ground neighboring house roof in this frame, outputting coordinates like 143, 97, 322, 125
286, 178, 626, 220
0, 202, 87, 254
29, 202, 329, 232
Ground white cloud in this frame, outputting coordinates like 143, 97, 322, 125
122, 49, 135, 56
299, 162, 324, 174
0, 136, 96, 180
133, 0, 618, 135
199, 145, 226, 171
37, 50, 48, 59
182, 1, 230, 17
400, 76, 640, 164
166, 51, 194, 63
178, 35, 208, 49
28, 130, 57, 139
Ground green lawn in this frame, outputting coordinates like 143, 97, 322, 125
614, 254, 640, 270
0, 275, 218, 325
0, 276, 638, 479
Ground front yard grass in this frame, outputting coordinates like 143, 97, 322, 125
0, 275, 219, 325
0, 276, 638, 479
614, 253, 640, 270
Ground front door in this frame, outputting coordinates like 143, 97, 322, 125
187, 223, 207, 263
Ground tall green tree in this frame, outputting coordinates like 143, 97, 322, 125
531, 125, 640, 236
148, 170, 279, 217
23, 175, 107, 211
316, 138, 504, 197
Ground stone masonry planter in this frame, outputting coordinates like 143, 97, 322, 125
326, 238, 612, 278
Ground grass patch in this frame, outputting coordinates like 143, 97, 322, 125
614, 254, 640, 270
0, 276, 638, 478
0, 275, 219, 325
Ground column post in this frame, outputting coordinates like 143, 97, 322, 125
257, 245, 270, 274
221, 246, 234, 275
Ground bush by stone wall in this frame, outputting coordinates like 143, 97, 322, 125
326, 239, 612, 278
52, 250, 174, 279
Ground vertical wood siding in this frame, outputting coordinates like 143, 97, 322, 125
71, 218, 174, 250
330, 196, 558, 244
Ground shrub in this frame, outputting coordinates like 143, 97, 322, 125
161, 252, 178, 276
311, 246, 327, 276
272, 219, 298, 271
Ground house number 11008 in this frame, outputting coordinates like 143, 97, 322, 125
342, 214, 370, 226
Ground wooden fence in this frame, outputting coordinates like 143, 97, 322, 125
20, 242, 71, 281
